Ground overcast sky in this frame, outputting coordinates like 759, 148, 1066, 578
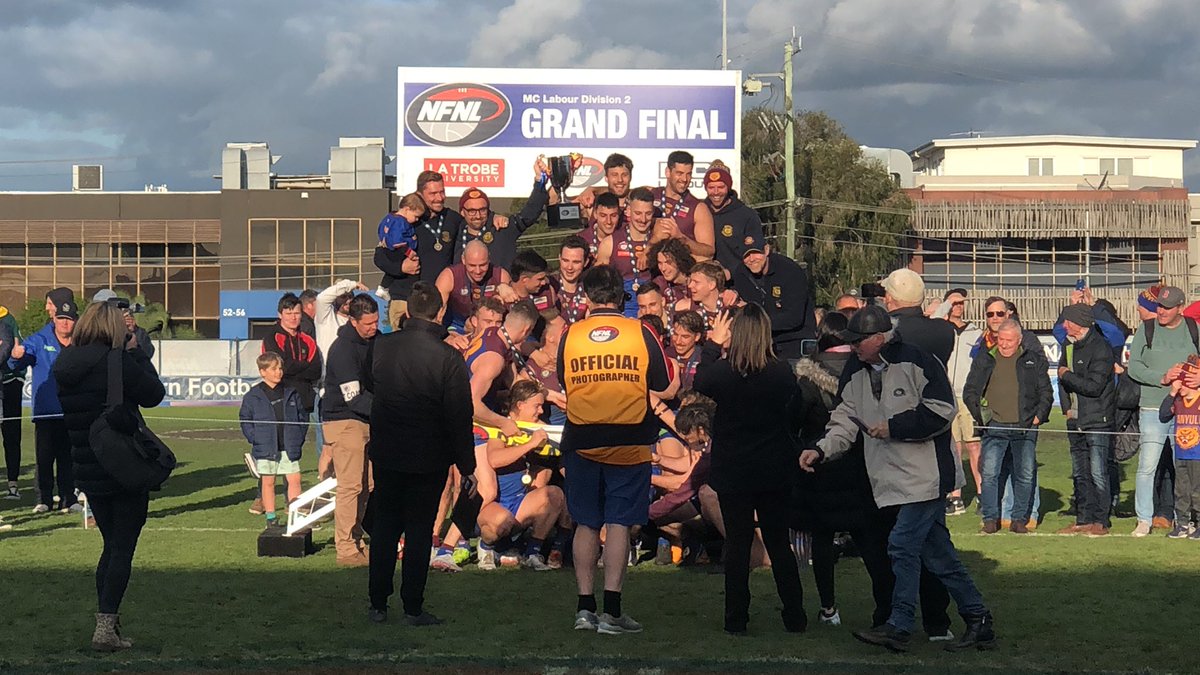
2, 0, 1197, 191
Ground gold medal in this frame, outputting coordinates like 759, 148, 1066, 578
482, 231, 494, 244
434, 241, 443, 251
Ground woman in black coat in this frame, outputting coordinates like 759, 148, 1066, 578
693, 304, 807, 635
789, 312, 893, 629
53, 302, 166, 652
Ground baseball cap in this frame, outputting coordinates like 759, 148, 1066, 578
53, 297, 78, 321
838, 304, 893, 343
881, 268, 925, 305
741, 230, 767, 257
92, 288, 118, 303
1158, 286, 1186, 309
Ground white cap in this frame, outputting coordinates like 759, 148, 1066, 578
92, 289, 118, 303
881, 268, 925, 305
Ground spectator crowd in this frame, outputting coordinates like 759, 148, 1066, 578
7, 149, 1200, 654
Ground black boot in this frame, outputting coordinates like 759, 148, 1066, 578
945, 612, 996, 651
853, 624, 911, 652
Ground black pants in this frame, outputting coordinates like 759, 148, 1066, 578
34, 420, 73, 508
810, 523, 893, 628
876, 505, 952, 634
2, 379, 21, 482
89, 491, 150, 614
718, 488, 806, 632
367, 467, 444, 615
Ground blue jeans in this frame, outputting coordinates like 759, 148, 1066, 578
1001, 464, 1041, 522
1067, 424, 1111, 526
311, 391, 325, 468
980, 424, 1038, 523
887, 498, 988, 633
1137, 409, 1173, 523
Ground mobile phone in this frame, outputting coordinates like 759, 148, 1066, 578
800, 339, 818, 357
1075, 278, 1086, 291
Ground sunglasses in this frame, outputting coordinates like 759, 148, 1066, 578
985, 311, 1008, 318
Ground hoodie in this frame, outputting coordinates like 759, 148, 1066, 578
321, 322, 374, 423
708, 192, 765, 272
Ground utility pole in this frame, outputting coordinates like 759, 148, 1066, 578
783, 31, 798, 258
721, 0, 728, 70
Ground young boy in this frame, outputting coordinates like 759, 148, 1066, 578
1161, 354, 1200, 539
240, 352, 309, 527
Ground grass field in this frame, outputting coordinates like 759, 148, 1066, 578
0, 407, 1191, 674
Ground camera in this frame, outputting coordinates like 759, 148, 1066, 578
106, 297, 144, 313
860, 282, 886, 299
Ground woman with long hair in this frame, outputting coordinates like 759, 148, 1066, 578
694, 304, 806, 635
53, 302, 166, 651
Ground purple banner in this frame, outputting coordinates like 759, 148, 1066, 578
403, 83, 736, 150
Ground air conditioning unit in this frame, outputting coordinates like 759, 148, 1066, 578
73, 165, 103, 191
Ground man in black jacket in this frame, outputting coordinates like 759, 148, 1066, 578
731, 236, 815, 361
963, 319, 1053, 534
374, 192, 429, 327
1055, 304, 1117, 535
364, 282, 474, 625
704, 164, 765, 271
322, 294, 380, 566
454, 162, 550, 271
882, 268, 954, 365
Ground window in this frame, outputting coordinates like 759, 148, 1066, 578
1098, 158, 1135, 176
1027, 158, 1053, 176
246, 218, 362, 291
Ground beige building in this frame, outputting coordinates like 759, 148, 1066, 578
905, 134, 1196, 329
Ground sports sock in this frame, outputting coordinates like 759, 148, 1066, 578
577, 594, 597, 613
552, 528, 571, 553
603, 590, 622, 618
479, 541, 494, 552
436, 543, 454, 556
524, 537, 544, 557
265, 511, 276, 523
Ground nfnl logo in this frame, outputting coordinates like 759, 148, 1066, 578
572, 156, 606, 189
406, 83, 512, 147
589, 326, 620, 343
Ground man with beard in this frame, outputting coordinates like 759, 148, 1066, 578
435, 241, 512, 334
704, 163, 765, 272
651, 151, 715, 259
595, 187, 656, 318
454, 161, 550, 271
575, 153, 634, 225
731, 234, 816, 362
578, 192, 622, 261
551, 236, 590, 326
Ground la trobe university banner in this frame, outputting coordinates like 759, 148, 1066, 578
397, 67, 743, 198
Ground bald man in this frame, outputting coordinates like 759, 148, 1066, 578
435, 240, 512, 334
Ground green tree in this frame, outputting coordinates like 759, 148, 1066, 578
740, 108, 912, 304
16, 295, 49, 338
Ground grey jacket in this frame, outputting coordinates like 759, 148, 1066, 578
815, 337, 961, 508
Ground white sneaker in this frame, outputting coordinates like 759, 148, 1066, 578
928, 628, 956, 642
243, 453, 261, 479
429, 552, 462, 573
32, 503, 50, 514
1132, 520, 1152, 537
0, 519, 11, 533
819, 607, 841, 626
521, 553, 552, 571
478, 548, 497, 570
499, 553, 520, 568
66, 503, 84, 514
598, 612, 643, 635
574, 609, 599, 631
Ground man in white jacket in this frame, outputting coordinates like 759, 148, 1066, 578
312, 279, 370, 478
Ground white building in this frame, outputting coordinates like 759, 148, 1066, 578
904, 134, 1196, 328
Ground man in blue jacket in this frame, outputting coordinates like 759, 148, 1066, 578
10, 288, 77, 514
